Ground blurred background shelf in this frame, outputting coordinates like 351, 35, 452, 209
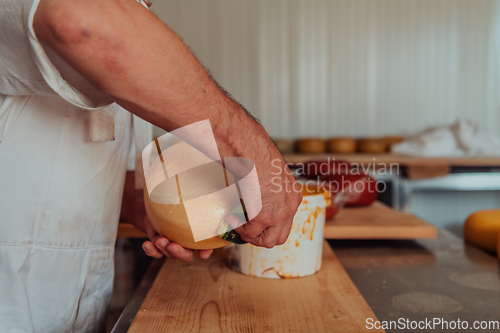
283, 153, 500, 169
285, 154, 500, 234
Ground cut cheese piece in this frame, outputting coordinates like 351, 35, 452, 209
464, 210, 500, 254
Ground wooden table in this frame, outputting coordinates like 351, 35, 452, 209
325, 202, 437, 239
123, 241, 384, 333
113, 205, 435, 332
329, 230, 500, 329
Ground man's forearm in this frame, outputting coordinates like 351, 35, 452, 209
34, 0, 257, 154
34, 0, 302, 248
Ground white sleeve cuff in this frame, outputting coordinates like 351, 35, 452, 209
27, 0, 113, 110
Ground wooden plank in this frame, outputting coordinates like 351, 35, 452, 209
325, 202, 437, 239
283, 153, 500, 167
117, 223, 147, 238
127, 241, 384, 333
405, 164, 450, 179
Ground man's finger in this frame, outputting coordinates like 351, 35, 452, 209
152, 235, 174, 259
260, 225, 283, 248
277, 222, 293, 245
142, 241, 163, 259
240, 223, 284, 249
198, 249, 213, 259
166, 243, 194, 262
233, 219, 266, 240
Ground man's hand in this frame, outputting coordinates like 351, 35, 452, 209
221, 118, 303, 248
35, 0, 302, 249
142, 216, 213, 261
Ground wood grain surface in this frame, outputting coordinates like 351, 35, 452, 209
127, 241, 384, 333
405, 164, 451, 179
325, 202, 437, 239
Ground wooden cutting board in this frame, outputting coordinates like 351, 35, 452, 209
325, 202, 437, 239
127, 241, 385, 333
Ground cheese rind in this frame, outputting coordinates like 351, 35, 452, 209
464, 210, 500, 254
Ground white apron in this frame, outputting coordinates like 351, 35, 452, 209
0, 0, 150, 331
0, 96, 132, 333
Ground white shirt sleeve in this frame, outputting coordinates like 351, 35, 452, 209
0, 0, 112, 110
0, 0, 154, 185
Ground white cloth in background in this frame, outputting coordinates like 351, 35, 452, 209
0, 0, 151, 332
392, 119, 500, 157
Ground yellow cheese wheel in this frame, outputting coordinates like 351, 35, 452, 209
143, 156, 233, 250
357, 138, 387, 154
464, 210, 500, 254
296, 138, 326, 154
327, 137, 356, 153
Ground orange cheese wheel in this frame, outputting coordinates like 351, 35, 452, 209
357, 138, 387, 154
143, 156, 233, 250
296, 138, 326, 154
464, 210, 500, 254
327, 137, 356, 153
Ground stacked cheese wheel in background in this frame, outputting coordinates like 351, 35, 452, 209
272, 136, 404, 154
270, 135, 400, 221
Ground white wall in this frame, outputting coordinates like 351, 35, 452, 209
151, 0, 500, 139
409, 191, 500, 235
149, 1, 500, 233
